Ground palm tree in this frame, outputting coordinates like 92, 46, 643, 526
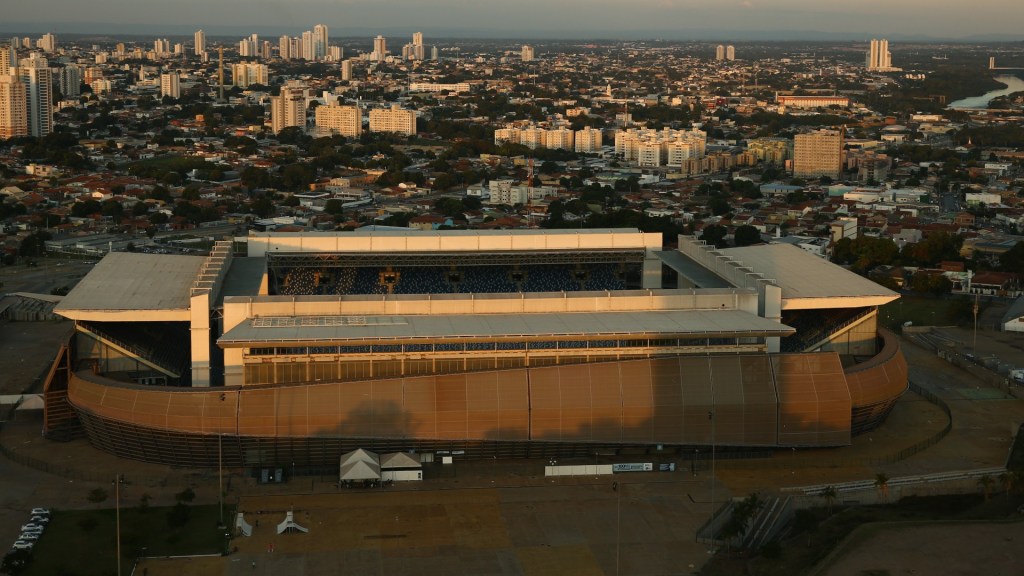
998, 472, 1014, 498
978, 475, 995, 501
874, 473, 890, 503
820, 485, 838, 515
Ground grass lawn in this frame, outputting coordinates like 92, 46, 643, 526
879, 294, 984, 329
23, 504, 229, 576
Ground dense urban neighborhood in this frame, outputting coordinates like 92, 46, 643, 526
2, 32, 1023, 298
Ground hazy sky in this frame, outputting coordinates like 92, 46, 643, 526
4, 0, 1023, 39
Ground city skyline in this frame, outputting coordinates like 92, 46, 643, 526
2, 0, 1022, 40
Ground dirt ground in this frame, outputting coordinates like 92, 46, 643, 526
138, 482, 713, 576
819, 521, 1024, 576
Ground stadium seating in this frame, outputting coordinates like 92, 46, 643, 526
271, 263, 634, 296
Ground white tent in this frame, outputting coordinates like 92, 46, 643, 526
339, 449, 381, 482
380, 452, 423, 482
276, 510, 308, 534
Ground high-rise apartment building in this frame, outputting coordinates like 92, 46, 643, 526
39, 33, 56, 53
6, 40, 17, 70
19, 57, 52, 137
59, 64, 82, 98
0, 74, 28, 139
726, 45, 735, 61
412, 32, 425, 60
194, 30, 206, 56
341, 60, 353, 81
521, 45, 534, 62
160, 71, 180, 99
0, 45, 15, 75
574, 127, 603, 153
278, 36, 291, 60
368, 104, 416, 136
271, 81, 307, 134
373, 35, 387, 62
231, 63, 268, 87
793, 130, 843, 179
715, 44, 725, 61
313, 24, 329, 61
301, 31, 314, 61
866, 39, 893, 71
315, 103, 362, 137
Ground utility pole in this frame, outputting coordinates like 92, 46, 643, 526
973, 293, 979, 353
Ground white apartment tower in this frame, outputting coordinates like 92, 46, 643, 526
715, 44, 725, 61
313, 24, 329, 61
19, 57, 52, 137
373, 35, 387, 62
521, 45, 534, 62
160, 71, 180, 99
368, 104, 416, 136
0, 74, 28, 139
412, 32, 425, 60
341, 60, 353, 81
726, 45, 735, 61
315, 103, 362, 137
866, 39, 893, 71
232, 63, 268, 87
279, 36, 291, 60
39, 33, 56, 53
271, 81, 308, 134
194, 30, 206, 56
574, 127, 603, 153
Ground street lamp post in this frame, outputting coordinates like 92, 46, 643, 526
218, 433, 224, 527
114, 474, 122, 576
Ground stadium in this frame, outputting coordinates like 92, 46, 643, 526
43, 229, 907, 469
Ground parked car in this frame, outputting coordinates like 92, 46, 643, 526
11, 540, 34, 550
20, 524, 44, 533
30, 508, 50, 516
17, 532, 39, 542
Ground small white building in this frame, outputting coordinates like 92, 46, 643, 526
1002, 295, 1024, 333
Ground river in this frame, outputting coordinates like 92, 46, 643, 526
947, 74, 1024, 109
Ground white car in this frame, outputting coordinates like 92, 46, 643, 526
30, 508, 50, 516
11, 541, 34, 550
29, 515, 49, 524
20, 524, 44, 533
18, 532, 39, 542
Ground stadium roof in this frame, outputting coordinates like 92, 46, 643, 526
218, 257, 267, 305
218, 309, 793, 347
655, 250, 732, 289
55, 253, 205, 322
718, 244, 899, 310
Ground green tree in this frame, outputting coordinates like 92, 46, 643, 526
19, 231, 51, 259
733, 225, 761, 247
978, 474, 995, 501
699, 224, 728, 248
820, 485, 837, 516
874, 473, 889, 503
87, 487, 109, 503
323, 199, 345, 215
